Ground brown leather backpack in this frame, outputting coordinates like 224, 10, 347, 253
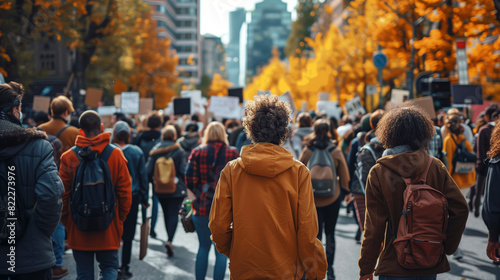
154, 156, 177, 194
391, 156, 449, 269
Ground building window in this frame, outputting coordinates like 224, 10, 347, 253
40, 53, 55, 71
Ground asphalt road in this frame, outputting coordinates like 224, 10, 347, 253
61, 204, 499, 280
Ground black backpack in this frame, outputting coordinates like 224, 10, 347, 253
351, 140, 385, 194
0, 158, 35, 244
70, 145, 116, 232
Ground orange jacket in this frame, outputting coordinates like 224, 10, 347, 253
443, 133, 476, 188
59, 132, 132, 251
209, 143, 327, 280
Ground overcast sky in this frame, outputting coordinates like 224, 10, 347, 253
200, 0, 298, 44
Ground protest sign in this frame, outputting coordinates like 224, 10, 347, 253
451, 84, 483, 105
33, 96, 51, 113
391, 89, 410, 105
345, 97, 366, 120
85, 88, 103, 109
121, 92, 140, 114
366, 85, 378, 96
301, 101, 308, 112
316, 101, 342, 120
97, 106, 116, 116
139, 98, 154, 115
173, 97, 191, 115
209, 96, 241, 119
181, 90, 203, 114
405, 96, 436, 119
228, 88, 244, 104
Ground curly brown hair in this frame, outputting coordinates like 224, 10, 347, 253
376, 106, 435, 150
487, 123, 500, 158
243, 95, 291, 145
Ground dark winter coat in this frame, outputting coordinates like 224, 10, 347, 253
120, 144, 149, 205
147, 141, 187, 199
0, 117, 64, 274
482, 156, 500, 239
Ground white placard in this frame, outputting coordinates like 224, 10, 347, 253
390, 89, 410, 105
209, 96, 241, 119
257, 90, 272, 96
344, 97, 366, 120
97, 106, 117, 116
181, 90, 203, 115
316, 101, 342, 120
278, 91, 296, 114
318, 92, 331, 101
121, 92, 140, 114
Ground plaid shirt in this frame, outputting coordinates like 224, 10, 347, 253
428, 126, 446, 167
185, 141, 239, 215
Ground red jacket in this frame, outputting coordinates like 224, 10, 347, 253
59, 132, 132, 251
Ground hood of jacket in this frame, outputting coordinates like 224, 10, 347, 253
150, 142, 181, 157
238, 143, 295, 178
294, 127, 313, 139
179, 132, 200, 150
377, 149, 430, 180
0, 118, 47, 160
139, 130, 161, 142
75, 132, 111, 153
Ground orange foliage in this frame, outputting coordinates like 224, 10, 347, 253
208, 74, 232, 96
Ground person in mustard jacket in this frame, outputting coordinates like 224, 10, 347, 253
59, 111, 132, 280
443, 113, 476, 191
209, 95, 327, 280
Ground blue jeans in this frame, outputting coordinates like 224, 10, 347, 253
52, 222, 65, 266
379, 275, 437, 280
150, 194, 160, 234
192, 215, 227, 280
73, 250, 119, 280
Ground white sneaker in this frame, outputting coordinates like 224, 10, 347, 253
453, 248, 464, 260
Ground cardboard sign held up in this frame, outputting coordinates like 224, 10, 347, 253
344, 97, 366, 120
114, 95, 121, 108
209, 96, 241, 119
121, 92, 140, 114
181, 90, 203, 115
391, 89, 410, 105
318, 92, 330, 101
139, 98, 154, 115
33, 96, 51, 113
228, 88, 244, 104
405, 96, 436, 119
85, 88, 103, 109
173, 97, 191, 115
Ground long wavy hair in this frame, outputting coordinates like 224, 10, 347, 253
487, 124, 500, 158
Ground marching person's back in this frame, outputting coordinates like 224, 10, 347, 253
358, 106, 469, 280
59, 111, 132, 280
0, 82, 64, 279
38, 95, 80, 153
210, 95, 327, 280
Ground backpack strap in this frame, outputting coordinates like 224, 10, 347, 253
54, 125, 70, 138
362, 144, 378, 162
402, 156, 433, 186
71, 146, 82, 162
99, 144, 116, 162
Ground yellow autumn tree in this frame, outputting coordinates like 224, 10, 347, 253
114, 11, 178, 109
207, 74, 232, 96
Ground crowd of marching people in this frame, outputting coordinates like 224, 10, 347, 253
1, 80, 500, 280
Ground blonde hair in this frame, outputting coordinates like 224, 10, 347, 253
203, 122, 228, 145
162, 125, 177, 141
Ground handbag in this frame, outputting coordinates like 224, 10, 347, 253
180, 209, 195, 233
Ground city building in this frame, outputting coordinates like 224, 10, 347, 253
246, 0, 291, 79
201, 34, 227, 79
227, 8, 246, 86
145, 0, 201, 84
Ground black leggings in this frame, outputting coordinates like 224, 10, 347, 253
316, 198, 341, 279
158, 197, 185, 242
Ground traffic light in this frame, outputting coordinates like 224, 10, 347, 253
419, 78, 451, 110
